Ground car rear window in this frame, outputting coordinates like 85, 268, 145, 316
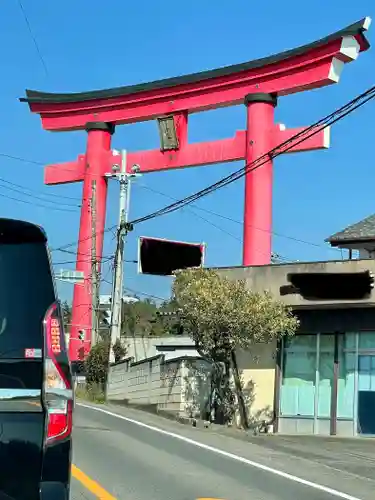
0, 240, 55, 359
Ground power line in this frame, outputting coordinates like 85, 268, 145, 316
103, 267, 115, 286
0, 148, 100, 180
101, 277, 167, 303
0, 177, 81, 202
65, 304, 93, 330
0, 188, 78, 212
0, 180, 80, 208
137, 182, 294, 261
0, 154, 81, 201
50, 224, 117, 252
0, 152, 82, 201
123, 287, 167, 302
54, 79, 375, 333
53, 259, 91, 266
52, 256, 114, 266
137, 183, 341, 254
54, 248, 114, 260
0, 152, 44, 166
49, 83, 375, 268
17, 0, 48, 77
130, 84, 375, 226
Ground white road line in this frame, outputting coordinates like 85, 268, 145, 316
78, 403, 362, 500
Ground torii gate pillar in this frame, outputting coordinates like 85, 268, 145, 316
244, 93, 277, 265
71, 122, 114, 348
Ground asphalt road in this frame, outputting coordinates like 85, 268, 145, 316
70, 403, 375, 500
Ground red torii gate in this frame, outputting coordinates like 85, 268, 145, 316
20, 18, 371, 365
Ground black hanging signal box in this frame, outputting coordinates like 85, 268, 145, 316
137, 236, 206, 276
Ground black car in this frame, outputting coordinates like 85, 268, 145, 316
0, 219, 73, 500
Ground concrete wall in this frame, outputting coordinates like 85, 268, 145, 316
107, 356, 163, 406
106, 355, 211, 418
236, 341, 276, 420
181, 358, 212, 418
158, 357, 184, 413
216, 259, 375, 309
114, 336, 278, 421
106, 358, 132, 400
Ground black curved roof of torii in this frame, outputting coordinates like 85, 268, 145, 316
21, 18, 370, 105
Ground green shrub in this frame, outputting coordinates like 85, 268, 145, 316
85, 339, 110, 390
112, 338, 127, 363
76, 383, 105, 403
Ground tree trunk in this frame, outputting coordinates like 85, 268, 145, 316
230, 350, 248, 430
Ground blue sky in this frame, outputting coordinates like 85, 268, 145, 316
0, 1, 375, 302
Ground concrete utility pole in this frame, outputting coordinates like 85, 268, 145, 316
91, 180, 100, 346
109, 151, 139, 363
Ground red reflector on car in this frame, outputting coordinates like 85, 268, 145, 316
43, 303, 73, 444
47, 413, 68, 439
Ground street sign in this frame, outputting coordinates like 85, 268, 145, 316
55, 269, 85, 284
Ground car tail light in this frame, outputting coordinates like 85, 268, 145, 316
43, 303, 73, 444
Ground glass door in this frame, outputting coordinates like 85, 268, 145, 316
357, 355, 375, 435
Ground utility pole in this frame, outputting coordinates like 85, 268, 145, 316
91, 180, 100, 347
109, 150, 135, 363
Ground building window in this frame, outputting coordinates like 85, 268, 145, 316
337, 333, 356, 419
317, 334, 334, 418
278, 331, 375, 436
359, 332, 375, 350
280, 335, 317, 417
281, 332, 360, 425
